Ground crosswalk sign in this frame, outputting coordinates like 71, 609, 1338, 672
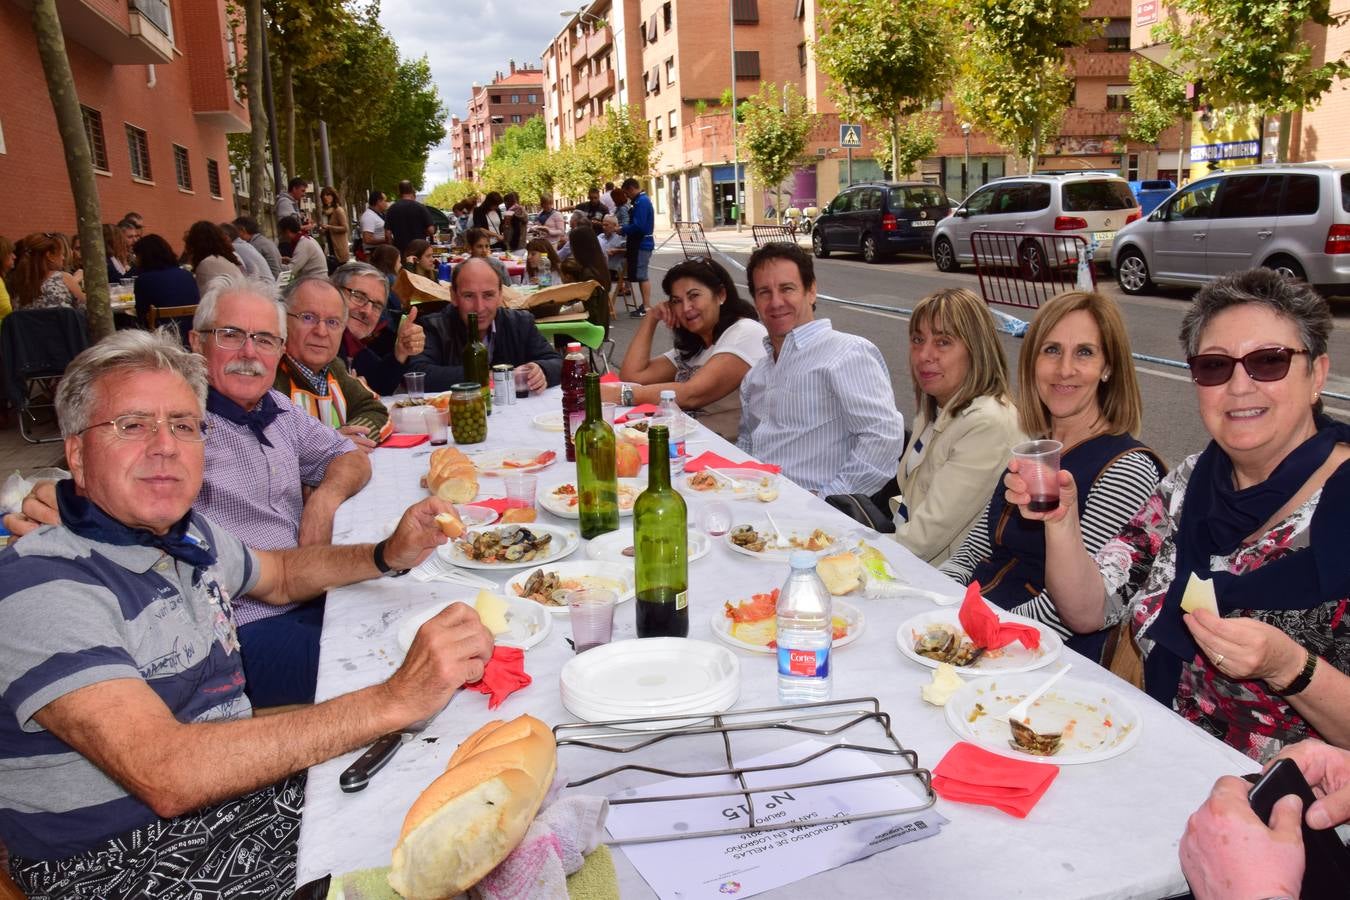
839, 124, 863, 148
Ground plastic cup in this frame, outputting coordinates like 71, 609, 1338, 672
1011, 439, 1064, 513
568, 588, 618, 653
502, 473, 537, 514
403, 371, 426, 399
425, 407, 448, 445
601, 402, 617, 425
514, 367, 532, 399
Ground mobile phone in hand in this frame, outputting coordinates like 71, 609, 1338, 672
1247, 757, 1350, 900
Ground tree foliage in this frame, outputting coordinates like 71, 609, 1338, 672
479, 117, 554, 200
1123, 57, 1188, 145
738, 84, 816, 212
813, 0, 957, 176
586, 105, 657, 182
880, 114, 942, 179
425, 180, 479, 210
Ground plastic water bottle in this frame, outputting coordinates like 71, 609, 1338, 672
776, 551, 833, 703
538, 256, 552, 287
653, 390, 687, 475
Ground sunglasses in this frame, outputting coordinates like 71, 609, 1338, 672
1186, 347, 1309, 387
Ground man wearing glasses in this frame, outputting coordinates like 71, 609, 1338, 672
334, 261, 426, 396
0, 329, 492, 896
274, 277, 392, 448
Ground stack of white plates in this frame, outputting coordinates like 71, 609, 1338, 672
560, 638, 740, 729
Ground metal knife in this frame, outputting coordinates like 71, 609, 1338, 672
339, 717, 431, 793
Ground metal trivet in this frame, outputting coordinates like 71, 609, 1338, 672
553, 697, 936, 844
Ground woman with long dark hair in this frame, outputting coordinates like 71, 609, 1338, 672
183, 220, 243, 292
403, 239, 439, 281
319, 186, 350, 264
132, 234, 199, 331
472, 192, 505, 249
561, 226, 610, 292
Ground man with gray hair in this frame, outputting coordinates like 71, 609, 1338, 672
274, 276, 391, 448
0, 329, 493, 895
334, 260, 426, 395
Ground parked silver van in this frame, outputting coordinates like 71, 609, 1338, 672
1112, 162, 1350, 297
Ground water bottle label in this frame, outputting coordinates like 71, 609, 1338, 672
668, 439, 686, 460
777, 647, 829, 679
675, 590, 687, 611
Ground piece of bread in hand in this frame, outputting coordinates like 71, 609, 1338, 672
388, 715, 556, 899
426, 447, 478, 504
434, 510, 465, 538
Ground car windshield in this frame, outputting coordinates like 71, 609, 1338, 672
1062, 180, 1137, 211
889, 186, 947, 209
1141, 180, 1173, 191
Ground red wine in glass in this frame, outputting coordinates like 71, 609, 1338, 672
1027, 495, 1059, 512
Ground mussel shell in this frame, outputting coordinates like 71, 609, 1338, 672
1009, 718, 1063, 756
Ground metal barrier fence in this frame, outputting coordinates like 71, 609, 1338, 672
971, 231, 1095, 311
674, 222, 715, 260
751, 224, 798, 247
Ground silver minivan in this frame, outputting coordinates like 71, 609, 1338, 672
1112, 163, 1350, 296
932, 172, 1140, 276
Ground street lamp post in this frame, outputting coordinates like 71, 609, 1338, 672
729, 1, 741, 232
960, 121, 972, 199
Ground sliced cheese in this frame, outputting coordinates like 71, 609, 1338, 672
474, 590, 511, 636
1180, 572, 1219, 616
920, 663, 965, 706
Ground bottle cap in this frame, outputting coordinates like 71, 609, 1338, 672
566, 342, 582, 352
659, 389, 676, 401
789, 551, 816, 569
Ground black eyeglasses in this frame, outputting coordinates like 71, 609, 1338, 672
1187, 347, 1309, 387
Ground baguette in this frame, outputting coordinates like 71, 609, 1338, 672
434, 510, 465, 538
388, 715, 556, 899
426, 447, 478, 504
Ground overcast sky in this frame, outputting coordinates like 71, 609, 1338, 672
379, 0, 567, 188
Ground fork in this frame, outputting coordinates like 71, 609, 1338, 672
998, 664, 1072, 723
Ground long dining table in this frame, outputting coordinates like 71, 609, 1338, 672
295, 388, 1257, 898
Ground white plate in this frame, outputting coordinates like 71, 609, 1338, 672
532, 411, 564, 432
456, 504, 500, 527
615, 412, 697, 444
944, 673, 1142, 765
397, 596, 552, 653
440, 523, 579, 570
465, 446, 560, 476
505, 561, 636, 615
711, 598, 865, 654
560, 638, 740, 723
561, 683, 740, 731
895, 606, 1063, 676
585, 527, 712, 564
538, 478, 644, 519
724, 519, 846, 562
681, 468, 780, 501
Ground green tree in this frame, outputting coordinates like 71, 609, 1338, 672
878, 114, 941, 180
738, 84, 816, 217
242, 0, 270, 224
1157, 0, 1349, 160
426, 180, 479, 210
263, 0, 351, 179
1124, 57, 1189, 177
955, 0, 1094, 170
586, 105, 657, 181
813, 0, 957, 177
551, 138, 607, 201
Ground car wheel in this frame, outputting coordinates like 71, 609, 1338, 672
1018, 241, 1048, 281
862, 234, 881, 263
933, 237, 959, 273
1116, 249, 1153, 295
812, 229, 830, 259
1264, 255, 1307, 283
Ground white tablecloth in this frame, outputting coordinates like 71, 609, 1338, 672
296, 389, 1256, 898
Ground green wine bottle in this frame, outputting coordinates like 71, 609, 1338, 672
575, 372, 619, 539
634, 424, 688, 638
464, 312, 492, 414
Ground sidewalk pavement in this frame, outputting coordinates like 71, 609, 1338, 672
0, 421, 65, 479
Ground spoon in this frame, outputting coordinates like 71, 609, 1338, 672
763, 510, 789, 549
999, 664, 1072, 723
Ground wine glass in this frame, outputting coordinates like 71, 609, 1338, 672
702, 501, 732, 537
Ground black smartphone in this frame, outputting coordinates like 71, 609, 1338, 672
1246, 757, 1350, 900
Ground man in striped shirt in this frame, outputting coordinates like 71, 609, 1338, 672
737, 243, 904, 496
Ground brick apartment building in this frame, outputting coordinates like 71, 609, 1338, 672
450, 62, 544, 186
543, 0, 1186, 230
0, 0, 248, 246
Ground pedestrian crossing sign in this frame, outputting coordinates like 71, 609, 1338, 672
839, 124, 862, 148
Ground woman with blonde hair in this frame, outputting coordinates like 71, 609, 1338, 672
941, 290, 1165, 663
103, 223, 132, 283
886, 287, 1022, 564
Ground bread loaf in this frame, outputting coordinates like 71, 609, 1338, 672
426, 447, 478, 504
434, 511, 465, 538
817, 551, 862, 595
388, 715, 556, 899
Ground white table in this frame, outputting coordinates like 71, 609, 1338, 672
296, 390, 1256, 898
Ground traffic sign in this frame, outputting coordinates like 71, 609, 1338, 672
839, 124, 862, 149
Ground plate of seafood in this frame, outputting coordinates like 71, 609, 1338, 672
440, 524, 579, 570
724, 520, 844, 562
896, 607, 1062, 676
505, 561, 636, 614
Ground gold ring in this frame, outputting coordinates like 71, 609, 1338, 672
1214, 653, 1225, 667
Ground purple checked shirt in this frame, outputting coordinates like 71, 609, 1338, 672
198, 389, 355, 626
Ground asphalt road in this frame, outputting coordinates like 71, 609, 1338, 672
604, 240, 1350, 472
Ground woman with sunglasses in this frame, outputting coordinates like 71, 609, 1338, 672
1020, 269, 1350, 762
940, 290, 1165, 664
602, 257, 765, 441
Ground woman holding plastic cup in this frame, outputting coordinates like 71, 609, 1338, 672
940, 290, 1164, 664
1018, 270, 1350, 762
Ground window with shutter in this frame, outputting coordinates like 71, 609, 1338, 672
734, 51, 760, 80
733, 0, 759, 24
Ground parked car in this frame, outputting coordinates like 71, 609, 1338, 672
812, 182, 952, 263
1129, 179, 1177, 216
1112, 163, 1350, 297
932, 172, 1140, 277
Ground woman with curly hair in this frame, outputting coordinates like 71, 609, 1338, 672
183, 221, 243, 292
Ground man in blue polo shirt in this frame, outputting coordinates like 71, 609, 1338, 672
0, 330, 493, 897
621, 176, 654, 318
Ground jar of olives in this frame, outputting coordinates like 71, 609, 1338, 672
449, 382, 487, 444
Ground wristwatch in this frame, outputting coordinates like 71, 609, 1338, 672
372, 538, 410, 578
620, 384, 635, 406
1275, 649, 1318, 697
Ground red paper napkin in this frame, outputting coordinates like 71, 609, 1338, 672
614, 403, 659, 423
932, 741, 1059, 818
471, 497, 532, 516
381, 433, 429, 448
466, 646, 532, 710
683, 451, 781, 475
959, 581, 1040, 651
599, 372, 620, 384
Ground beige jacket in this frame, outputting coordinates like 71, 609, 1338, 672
888, 394, 1024, 565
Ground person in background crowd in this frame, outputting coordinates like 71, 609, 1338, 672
278, 216, 328, 283
275, 276, 391, 448
597, 214, 626, 290
233, 216, 283, 280
601, 181, 618, 215
606, 257, 766, 442
403, 239, 439, 282
886, 288, 1024, 565
0, 235, 15, 321
384, 180, 435, 253
275, 176, 310, 233
737, 242, 903, 495
320, 186, 350, 265
502, 192, 528, 251
11, 233, 85, 309
561, 226, 610, 292
131, 234, 200, 332
942, 290, 1163, 664
360, 190, 392, 253
66, 232, 83, 276
578, 186, 608, 224
102, 223, 133, 286
463, 227, 510, 286
117, 216, 142, 247
525, 237, 561, 285
610, 187, 630, 229
452, 200, 473, 240
220, 222, 274, 284
621, 177, 654, 317
183, 221, 243, 294
473, 191, 505, 249
335, 261, 424, 396
368, 244, 402, 306
534, 194, 565, 247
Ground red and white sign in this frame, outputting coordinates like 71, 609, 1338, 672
1136, 1, 1158, 25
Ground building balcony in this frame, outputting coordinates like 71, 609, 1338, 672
588, 68, 614, 98
570, 39, 587, 67
586, 25, 613, 58
573, 77, 592, 102
1059, 107, 1128, 136
1068, 47, 1133, 78
15, 0, 176, 64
